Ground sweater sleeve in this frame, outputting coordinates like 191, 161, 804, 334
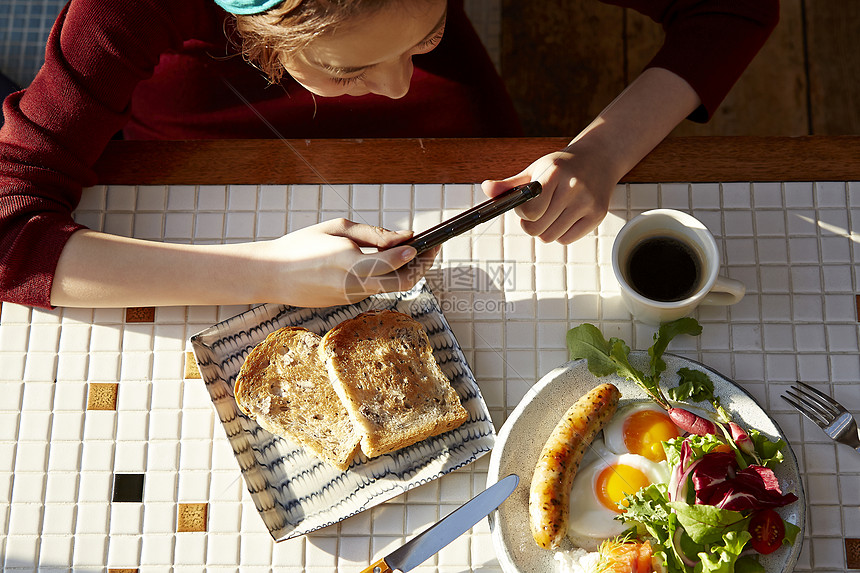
605, 0, 779, 122
0, 0, 196, 308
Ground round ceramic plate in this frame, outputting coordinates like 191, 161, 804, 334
486, 352, 805, 573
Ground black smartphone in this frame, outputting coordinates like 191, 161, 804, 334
401, 181, 542, 254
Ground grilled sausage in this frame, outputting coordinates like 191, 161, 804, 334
529, 382, 621, 549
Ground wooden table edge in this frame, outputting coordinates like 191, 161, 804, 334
93, 136, 860, 185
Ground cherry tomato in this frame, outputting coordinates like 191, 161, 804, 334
749, 509, 785, 555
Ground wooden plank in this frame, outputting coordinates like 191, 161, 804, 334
93, 137, 860, 185
500, 0, 624, 136
624, 1, 808, 137
805, 2, 860, 134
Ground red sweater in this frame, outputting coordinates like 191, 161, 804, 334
0, 0, 777, 308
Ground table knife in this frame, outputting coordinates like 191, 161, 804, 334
360, 473, 519, 573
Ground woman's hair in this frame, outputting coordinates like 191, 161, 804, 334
234, 0, 395, 83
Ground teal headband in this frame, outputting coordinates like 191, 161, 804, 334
214, 0, 283, 15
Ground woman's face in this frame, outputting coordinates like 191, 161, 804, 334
282, 0, 447, 99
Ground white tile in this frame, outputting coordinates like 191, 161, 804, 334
226, 211, 255, 238
140, 532, 176, 564
179, 440, 213, 471
820, 236, 851, 263
177, 470, 209, 500
110, 503, 144, 536
227, 184, 257, 211
258, 184, 287, 210
0, 324, 29, 352
116, 411, 149, 442
75, 502, 109, 534
197, 185, 227, 211
830, 353, 860, 382
148, 410, 181, 441
42, 504, 76, 535
659, 183, 690, 209
106, 534, 142, 565
13, 441, 47, 472
115, 441, 147, 472
104, 212, 134, 237
173, 533, 206, 565
629, 183, 658, 209
116, 380, 150, 411
118, 356, 152, 386
414, 184, 444, 210
351, 184, 381, 210
784, 181, 814, 207
720, 182, 751, 208
795, 324, 826, 351
44, 472, 79, 503
106, 185, 136, 211
146, 441, 179, 471
194, 212, 225, 239
382, 184, 413, 210
39, 535, 74, 566
76, 471, 112, 503
133, 212, 164, 239
752, 182, 783, 207
814, 181, 846, 207
207, 532, 241, 564
164, 212, 194, 238
256, 211, 285, 238
143, 502, 177, 534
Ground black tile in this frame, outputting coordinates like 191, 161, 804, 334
112, 473, 145, 502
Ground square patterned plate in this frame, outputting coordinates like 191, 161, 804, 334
190, 279, 495, 540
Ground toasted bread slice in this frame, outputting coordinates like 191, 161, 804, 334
319, 310, 468, 458
234, 327, 360, 471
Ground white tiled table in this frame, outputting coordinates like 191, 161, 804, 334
1, 179, 859, 572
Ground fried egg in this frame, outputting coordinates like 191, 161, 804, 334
567, 441, 670, 545
604, 402, 681, 462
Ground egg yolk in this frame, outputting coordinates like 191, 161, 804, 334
622, 409, 680, 461
596, 463, 652, 513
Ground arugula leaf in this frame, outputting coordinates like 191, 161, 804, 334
667, 502, 749, 545
668, 367, 715, 403
568, 320, 705, 409
566, 323, 621, 377
747, 428, 786, 468
650, 317, 703, 380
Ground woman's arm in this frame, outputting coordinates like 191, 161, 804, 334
483, 0, 779, 243
482, 67, 699, 243
50, 220, 433, 308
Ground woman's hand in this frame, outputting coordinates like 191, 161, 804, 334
255, 218, 439, 307
482, 68, 702, 246
481, 143, 616, 244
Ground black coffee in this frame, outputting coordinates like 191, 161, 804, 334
626, 235, 702, 302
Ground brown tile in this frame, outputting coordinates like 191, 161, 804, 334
87, 383, 118, 411
108, 569, 139, 573
847, 538, 860, 569
126, 307, 155, 323
177, 502, 208, 532
184, 352, 201, 379
856, 294, 860, 322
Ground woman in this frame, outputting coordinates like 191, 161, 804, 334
0, 0, 777, 309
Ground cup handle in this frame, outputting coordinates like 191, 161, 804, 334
701, 276, 746, 306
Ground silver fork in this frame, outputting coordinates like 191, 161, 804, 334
782, 381, 860, 454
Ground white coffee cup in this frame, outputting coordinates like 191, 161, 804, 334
611, 209, 745, 325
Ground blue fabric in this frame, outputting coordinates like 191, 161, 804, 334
213, 0, 283, 14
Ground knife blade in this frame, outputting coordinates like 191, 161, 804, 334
360, 473, 519, 573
